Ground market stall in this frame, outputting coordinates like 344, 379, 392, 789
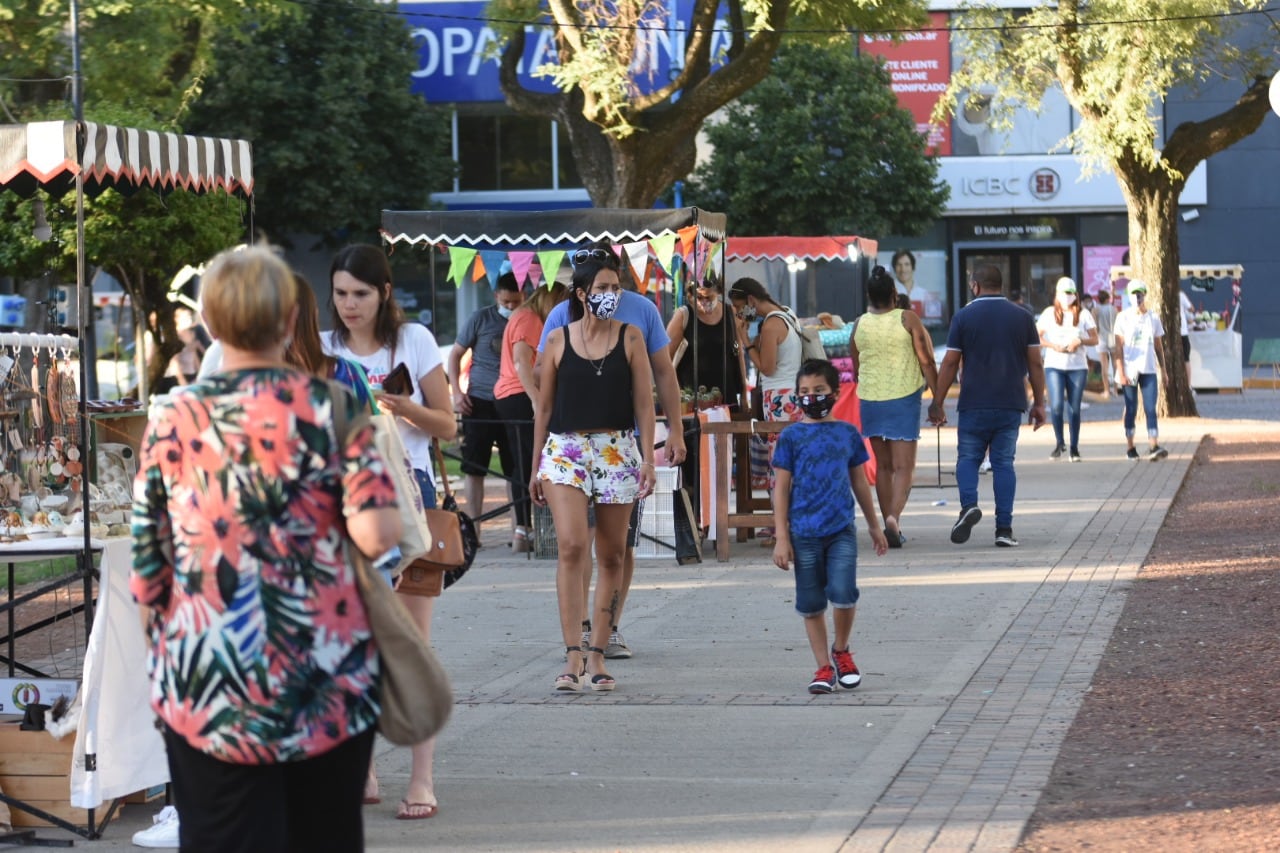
0, 119, 253, 837
1109, 264, 1243, 391
382, 207, 727, 552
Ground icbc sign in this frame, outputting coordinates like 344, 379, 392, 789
1030, 168, 1061, 200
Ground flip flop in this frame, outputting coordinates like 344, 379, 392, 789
396, 799, 438, 820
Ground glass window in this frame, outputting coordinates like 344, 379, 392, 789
457, 114, 564, 191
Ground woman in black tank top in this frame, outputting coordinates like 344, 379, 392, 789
531, 251, 657, 694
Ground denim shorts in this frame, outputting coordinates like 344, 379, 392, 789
791, 524, 860, 616
859, 387, 924, 441
538, 429, 642, 504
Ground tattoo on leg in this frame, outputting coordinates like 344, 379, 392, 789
606, 591, 620, 627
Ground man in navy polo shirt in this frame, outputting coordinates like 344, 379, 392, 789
928, 264, 1046, 547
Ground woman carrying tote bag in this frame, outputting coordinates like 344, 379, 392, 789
322, 244, 456, 821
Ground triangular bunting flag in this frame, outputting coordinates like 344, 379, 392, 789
479, 250, 506, 290
472, 254, 488, 282
528, 262, 544, 291
448, 247, 477, 287
509, 251, 535, 287
677, 225, 698, 260
537, 250, 566, 285
707, 240, 724, 278
624, 241, 650, 285
649, 232, 678, 278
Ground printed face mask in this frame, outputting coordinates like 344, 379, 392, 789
739, 304, 758, 321
798, 393, 835, 420
586, 290, 620, 320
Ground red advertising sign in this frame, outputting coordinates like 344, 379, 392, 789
860, 12, 952, 155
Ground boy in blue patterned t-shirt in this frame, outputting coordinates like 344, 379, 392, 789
772, 359, 888, 694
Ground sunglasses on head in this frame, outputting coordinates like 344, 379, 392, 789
571, 248, 616, 267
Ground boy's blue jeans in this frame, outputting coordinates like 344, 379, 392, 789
956, 408, 1022, 531
1122, 373, 1160, 438
1045, 368, 1087, 450
791, 524, 860, 616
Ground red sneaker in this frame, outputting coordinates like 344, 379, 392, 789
831, 647, 861, 689
808, 664, 836, 694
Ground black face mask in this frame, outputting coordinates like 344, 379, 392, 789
798, 393, 835, 420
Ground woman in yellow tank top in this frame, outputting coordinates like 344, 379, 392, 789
851, 265, 939, 548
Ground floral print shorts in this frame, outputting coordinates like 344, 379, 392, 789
538, 429, 642, 504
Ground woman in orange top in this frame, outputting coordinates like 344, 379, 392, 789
493, 281, 570, 552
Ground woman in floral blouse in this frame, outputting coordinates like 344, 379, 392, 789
131, 245, 402, 852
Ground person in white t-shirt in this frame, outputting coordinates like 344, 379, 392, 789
1037, 277, 1098, 462
1113, 279, 1169, 461
321, 243, 455, 821
1179, 289, 1195, 390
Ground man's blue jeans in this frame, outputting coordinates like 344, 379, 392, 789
1122, 373, 1159, 438
1045, 368, 1087, 450
956, 408, 1023, 531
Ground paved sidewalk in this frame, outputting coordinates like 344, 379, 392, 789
36, 392, 1279, 851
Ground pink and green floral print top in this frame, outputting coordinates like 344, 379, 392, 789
131, 368, 397, 765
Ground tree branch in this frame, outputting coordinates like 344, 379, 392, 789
499, 28, 561, 121
1163, 75, 1273, 177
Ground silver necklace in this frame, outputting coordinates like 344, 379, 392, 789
579, 321, 616, 376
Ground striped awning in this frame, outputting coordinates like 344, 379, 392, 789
724, 236, 878, 263
0, 121, 253, 198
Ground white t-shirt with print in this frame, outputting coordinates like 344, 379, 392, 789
1114, 308, 1165, 378
322, 323, 444, 470
1037, 307, 1096, 372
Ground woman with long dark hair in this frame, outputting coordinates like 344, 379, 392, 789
1038, 276, 1098, 462
321, 243, 455, 821
531, 253, 656, 692
728, 277, 802, 543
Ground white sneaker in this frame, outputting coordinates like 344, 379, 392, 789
979, 458, 992, 474
132, 805, 179, 848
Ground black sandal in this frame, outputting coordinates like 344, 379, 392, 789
555, 646, 585, 692
585, 646, 616, 692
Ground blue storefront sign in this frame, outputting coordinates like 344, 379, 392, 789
401, 1, 733, 103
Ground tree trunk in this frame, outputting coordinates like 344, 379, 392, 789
563, 113, 698, 208
1118, 174, 1197, 418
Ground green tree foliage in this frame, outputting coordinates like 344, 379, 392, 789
490, 0, 929, 208
937, 0, 1276, 417
0, 185, 245, 389
685, 42, 948, 237
0, 0, 291, 124
183, 0, 455, 245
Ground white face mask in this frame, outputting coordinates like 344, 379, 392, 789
1058, 293, 1076, 306
496, 305, 515, 319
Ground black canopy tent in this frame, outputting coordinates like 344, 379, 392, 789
0, 119, 252, 840
379, 206, 737, 406
381, 206, 727, 249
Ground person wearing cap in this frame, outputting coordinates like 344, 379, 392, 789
928, 264, 1046, 549
1113, 279, 1169, 461
1037, 277, 1098, 462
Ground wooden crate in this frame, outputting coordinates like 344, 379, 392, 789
0, 722, 88, 828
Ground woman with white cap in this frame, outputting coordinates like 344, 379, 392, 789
1113, 279, 1169, 461
1037, 277, 1098, 462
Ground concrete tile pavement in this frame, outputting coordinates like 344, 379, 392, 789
44, 392, 1279, 851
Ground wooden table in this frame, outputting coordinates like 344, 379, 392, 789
701, 419, 789, 561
